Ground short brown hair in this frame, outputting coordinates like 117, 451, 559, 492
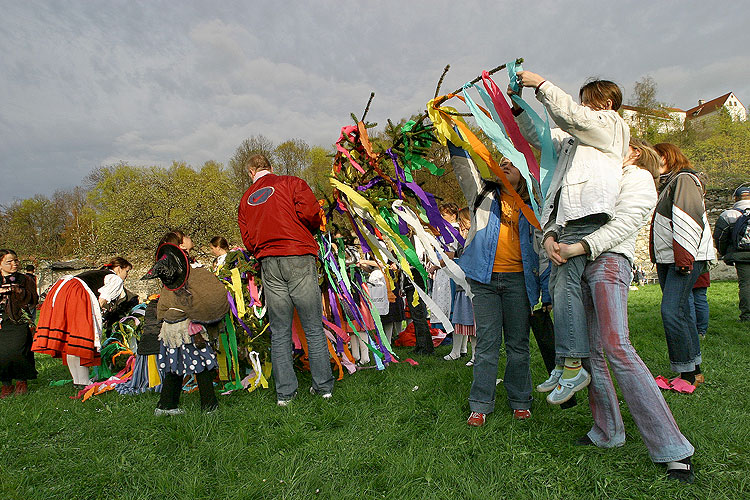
654, 143, 692, 174
246, 154, 272, 173
630, 138, 661, 182
579, 79, 623, 111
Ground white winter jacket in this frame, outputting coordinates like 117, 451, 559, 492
581, 164, 657, 264
517, 81, 629, 231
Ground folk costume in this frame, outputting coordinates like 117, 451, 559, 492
0, 272, 38, 396
33, 268, 125, 386
142, 243, 228, 413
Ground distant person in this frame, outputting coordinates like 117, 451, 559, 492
0, 249, 39, 398
238, 153, 334, 406
713, 184, 750, 322
443, 208, 476, 364
650, 143, 715, 387
210, 236, 230, 273
33, 257, 132, 389
429, 202, 459, 332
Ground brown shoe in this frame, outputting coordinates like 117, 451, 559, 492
693, 374, 705, 387
0, 384, 13, 399
14, 381, 28, 395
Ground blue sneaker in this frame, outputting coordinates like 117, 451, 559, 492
536, 367, 563, 392
546, 367, 590, 405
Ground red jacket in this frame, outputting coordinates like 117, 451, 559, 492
238, 173, 322, 259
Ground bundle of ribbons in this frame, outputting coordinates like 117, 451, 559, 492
73, 302, 147, 401
215, 248, 271, 393
427, 58, 559, 220
326, 115, 472, 347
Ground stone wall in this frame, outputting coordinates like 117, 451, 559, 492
34, 257, 213, 300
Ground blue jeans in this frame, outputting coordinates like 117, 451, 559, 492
583, 253, 694, 462
549, 221, 604, 358
657, 262, 705, 372
689, 287, 709, 336
468, 272, 532, 413
261, 255, 334, 400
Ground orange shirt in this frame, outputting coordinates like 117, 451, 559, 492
493, 197, 523, 273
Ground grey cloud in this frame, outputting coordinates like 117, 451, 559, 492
1, 0, 748, 204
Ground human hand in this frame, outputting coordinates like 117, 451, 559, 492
544, 236, 566, 266
193, 335, 207, 349
515, 71, 545, 89
541, 303, 552, 313
676, 265, 692, 275
559, 242, 586, 260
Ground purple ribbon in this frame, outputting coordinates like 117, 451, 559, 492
226, 291, 255, 337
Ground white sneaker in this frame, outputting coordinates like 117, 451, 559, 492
310, 387, 332, 399
277, 399, 293, 407
547, 367, 591, 405
537, 367, 563, 392
154, 407, 186, 416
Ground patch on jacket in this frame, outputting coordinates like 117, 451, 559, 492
247, 187, 275, 206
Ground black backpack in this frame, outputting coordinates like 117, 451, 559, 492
731, 207, 750, 250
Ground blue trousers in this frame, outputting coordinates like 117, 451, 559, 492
468, 272, 532, 413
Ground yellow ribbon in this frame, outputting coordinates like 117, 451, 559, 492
230, 267, 246, 318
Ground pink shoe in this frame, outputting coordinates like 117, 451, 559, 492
655, 375, 672, 390
669, 377, 696, 394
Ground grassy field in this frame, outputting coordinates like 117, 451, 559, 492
1, 282, 748, 500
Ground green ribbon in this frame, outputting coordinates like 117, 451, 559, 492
400, 120, 444, 182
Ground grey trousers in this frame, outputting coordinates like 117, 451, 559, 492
261, 255, 334, 400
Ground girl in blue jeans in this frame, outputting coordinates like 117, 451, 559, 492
447, 140, 548, 426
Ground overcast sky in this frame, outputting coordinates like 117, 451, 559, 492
1, 0, 748, 204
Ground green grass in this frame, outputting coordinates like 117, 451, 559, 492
1, 282, 749, 499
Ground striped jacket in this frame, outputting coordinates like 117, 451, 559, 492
649, 170, 715, 268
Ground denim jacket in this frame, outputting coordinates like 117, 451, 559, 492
448, 141, 550, 308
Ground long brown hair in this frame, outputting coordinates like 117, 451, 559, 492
103, 256, 132, 270
630, 138, 661, 183
654, 143, 692, 174
210, 236, 229, 251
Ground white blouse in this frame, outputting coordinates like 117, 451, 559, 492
98, 273, 125, 303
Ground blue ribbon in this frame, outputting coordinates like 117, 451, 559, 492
507, 59, 558, 199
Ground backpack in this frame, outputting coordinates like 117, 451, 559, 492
731, 207, 750, 250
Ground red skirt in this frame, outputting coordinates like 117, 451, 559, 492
32, 279, 101, 367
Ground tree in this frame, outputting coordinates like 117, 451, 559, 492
228, 135, 275, 193
274, 138, 311, 177
630, 76, 659, 109
301, 146, 335, 197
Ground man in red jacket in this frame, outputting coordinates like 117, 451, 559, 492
238, 154, 334, 405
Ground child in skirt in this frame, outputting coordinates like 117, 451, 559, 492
443, 209, 476, 364
142, 240, 228, 415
